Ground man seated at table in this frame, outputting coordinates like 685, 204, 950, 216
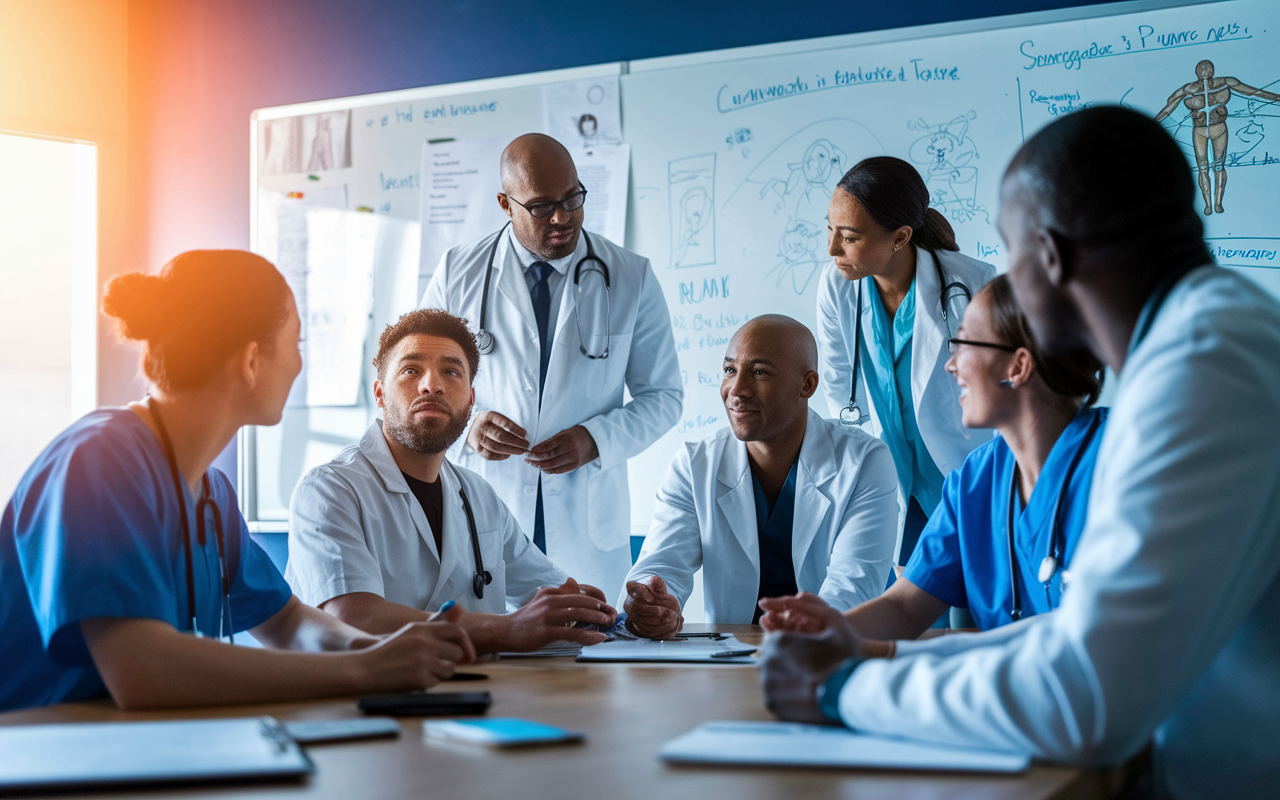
286, 309, 616, 654
621, 315, 898, 638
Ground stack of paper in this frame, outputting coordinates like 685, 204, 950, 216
577, 635, 757, 663
497, 640, 584, 659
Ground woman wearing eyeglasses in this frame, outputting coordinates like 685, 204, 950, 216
817, 156, 997, 577
763, 275, 1106, 637
0, 250, 475, 712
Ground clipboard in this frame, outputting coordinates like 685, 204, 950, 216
0, 716, 313, 792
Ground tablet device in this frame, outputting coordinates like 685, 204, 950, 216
283, 717, 401, 744
357, 691, 492, 717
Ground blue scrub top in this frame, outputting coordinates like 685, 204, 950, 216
752, 459, 800, 612
0, 409, 292, 712
862, 278, 945, 516
903, 405, 1108, 631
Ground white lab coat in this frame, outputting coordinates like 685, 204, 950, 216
816, 248, 996, 529
285, 420, 567, 615
831, 266, 1280, 799
625, 409, 899, 623
421, 229, 682, 599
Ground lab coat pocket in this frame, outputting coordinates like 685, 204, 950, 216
575, 332, 633, 400
585, 463, 629, 552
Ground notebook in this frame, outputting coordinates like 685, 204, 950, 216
0, 716, 313, 792
660, 721, 1031, 773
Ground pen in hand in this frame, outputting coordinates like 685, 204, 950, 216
427, 600, 456, 622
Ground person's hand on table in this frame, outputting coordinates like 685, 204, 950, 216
355, 603, 476, 691
624, 575, 684, 640
467, 411, 530, 461
757, 593, 865, 725
500, 578, 616, 651
526, 425, 599, 474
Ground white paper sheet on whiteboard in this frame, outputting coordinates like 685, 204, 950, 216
573, 143, 629, 246
542, 77, 622, 150
418, 136, 512, 299
660, 721, 1030, 773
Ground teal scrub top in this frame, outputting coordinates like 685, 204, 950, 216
751, 459, 800, 612
0, 409, 293, 712
861, 278, 945, 516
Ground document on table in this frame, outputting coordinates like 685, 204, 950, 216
498, 640, 586, 659
660, 721, 1031, 773
576, 635, 757, 663
0, 717, 313, 792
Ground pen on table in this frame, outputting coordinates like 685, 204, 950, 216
675, 632, 726, 640
709, 648, 758, 659
427, 600, 456, 622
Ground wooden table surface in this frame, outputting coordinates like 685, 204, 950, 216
0, 625, 1132, 800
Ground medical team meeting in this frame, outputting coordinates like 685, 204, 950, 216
3, 1, 1279, 798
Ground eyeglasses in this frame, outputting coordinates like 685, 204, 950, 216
506, 187, 588, 219
947, 338, 1020, 354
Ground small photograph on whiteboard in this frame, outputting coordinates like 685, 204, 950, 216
669, 154, 716, 269
543, 78, 621, 150
574, 144, 629, 246
261, 110, 353, 176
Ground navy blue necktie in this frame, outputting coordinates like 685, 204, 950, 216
529, 261, 554, 395
528, 261, 553, 554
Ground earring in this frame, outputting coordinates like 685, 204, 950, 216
1000, 379, 1016, 388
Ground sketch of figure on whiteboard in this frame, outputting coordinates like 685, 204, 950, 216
907, 112, 988, 224
669, 154, 716, 268
1154, 60, 1280, 215
724, 119, 881, 296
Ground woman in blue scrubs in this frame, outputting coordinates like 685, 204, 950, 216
762, 274, 1106, 636
0, 250, 474, 712
817, 157, 996, 571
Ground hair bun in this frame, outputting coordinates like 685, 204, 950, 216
103, 271, 165, 341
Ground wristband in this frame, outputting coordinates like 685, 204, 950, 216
815, 656, 864, 722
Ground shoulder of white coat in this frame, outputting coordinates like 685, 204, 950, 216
584, 229, 650, 276
936, 250, 996, 286
294, 441, 367, 498
1168, 266, 1280, 348
819, 414, 888, 462
678, 425, 736, 472
439, 232, 501, 275
818, 260, 855, 305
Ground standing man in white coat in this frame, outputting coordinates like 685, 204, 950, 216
760, 107, 1280, 799
623, 316, 898, 637
817, 157, 995, 572
287, 310, 617, 655
421, 134, 682, 598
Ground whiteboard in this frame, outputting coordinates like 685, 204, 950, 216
244, 63, 622, 527
619, 0, 1280, 535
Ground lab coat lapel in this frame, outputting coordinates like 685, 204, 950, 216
494, 234, 538, 337
361, 420, 441, 561
715, 440, 760, 574
911, 248, 947, 408
791, 409, 834, 569
427, 463, 470, 610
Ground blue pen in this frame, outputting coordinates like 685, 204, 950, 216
427, 600, 456, 621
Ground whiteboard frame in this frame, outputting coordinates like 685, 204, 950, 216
240, 0, 1225, 530
242, 61, 623, 530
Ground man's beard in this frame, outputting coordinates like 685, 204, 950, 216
384, 396, 471, 455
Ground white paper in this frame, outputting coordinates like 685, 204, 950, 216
261, 111, 352, 176
576, 634, 756, 662
418, 136, 512, 299
303, 209, 376, 406
573, 143, 629, 245
542, 77, 622, 150
660, 721, 1030, 773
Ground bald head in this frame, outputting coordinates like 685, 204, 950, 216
501, 134, 578, 196
497, 134, 584, 260
721, 315, 820, 444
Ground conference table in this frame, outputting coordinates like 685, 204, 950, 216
0, 625, 1140, 799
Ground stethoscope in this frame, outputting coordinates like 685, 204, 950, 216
148, 401, 233, 643
450, 462, 493, 600
840, 254, 973, 426
1006, 409, 1103, 621
474, 222, 612, 360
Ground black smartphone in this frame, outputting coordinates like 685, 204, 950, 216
357, 691, 492, 717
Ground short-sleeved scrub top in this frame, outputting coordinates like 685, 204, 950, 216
903, 405, 1108, 631
0, 409, 292, 712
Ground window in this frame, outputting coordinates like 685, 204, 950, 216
0, 132, 97, 503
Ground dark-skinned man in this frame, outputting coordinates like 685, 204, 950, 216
758, 106, 1280, 800
421, 134, 681, 599
623, 314, 898, 638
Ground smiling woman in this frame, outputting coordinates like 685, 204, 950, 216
0, 132, 97, 504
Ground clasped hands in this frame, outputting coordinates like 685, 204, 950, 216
467, 410, 598, 474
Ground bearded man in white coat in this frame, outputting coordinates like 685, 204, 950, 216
623, 315, 898, 637
758, 106, 1280, 800
421, 134, 682, 598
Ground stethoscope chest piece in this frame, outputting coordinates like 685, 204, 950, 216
475, 328, 495, 356
1038, 555, 1058, 585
